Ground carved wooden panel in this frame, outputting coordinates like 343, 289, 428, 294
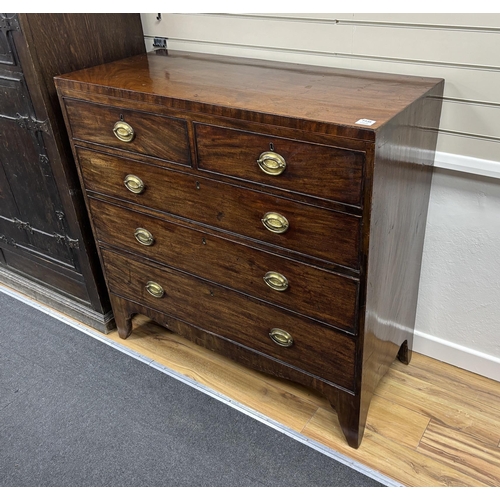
0, 13, 145, 331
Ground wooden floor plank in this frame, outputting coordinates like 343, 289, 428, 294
301, 407, 486, 487
375, 367, 500, 447
418, 420, 500, 487
394, 353, 500, 413
363, 396, 430, 449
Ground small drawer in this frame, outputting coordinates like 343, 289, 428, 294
101, 248, 356, 390
195, 123, 364, 206
64, 98, 191, 166
77, 148, 361, 269
89, 198, 359, 333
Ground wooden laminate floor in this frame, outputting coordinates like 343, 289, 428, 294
4, 285, 500, 487
101, 315, 500, 487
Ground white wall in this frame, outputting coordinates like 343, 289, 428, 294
140, 13, 500, 381
415, 170, 500, 381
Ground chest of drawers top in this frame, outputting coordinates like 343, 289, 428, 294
54, 50, 443, 141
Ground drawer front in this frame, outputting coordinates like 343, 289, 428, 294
78, 148, 360, 269
101, 248, 356, 390
195, 123, 364, 206
64, 98, 191, 165
89, 198, 359, 332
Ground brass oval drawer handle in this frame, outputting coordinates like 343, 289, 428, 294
134, 228, 154, 246
124, 174, 145, 194
145, 281, 164, 298
263, 271, 289, 292
261, 212, 289, 234
269, 328, 294, 347
113, 120, 135, 143
257, 151, 286, 176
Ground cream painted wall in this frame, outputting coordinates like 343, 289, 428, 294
139, 13, 500, 381
141, 13, 500, 162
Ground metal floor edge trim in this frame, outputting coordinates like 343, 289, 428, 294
1, 285, 403, 488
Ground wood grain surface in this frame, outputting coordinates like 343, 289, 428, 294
195, 122, 365, 206
101, 249, 356, 390
54, 50, 444, 140
76, 147, 362, 269
88, 197, 359, 333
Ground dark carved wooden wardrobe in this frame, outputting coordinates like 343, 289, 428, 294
0, 13, 145, 331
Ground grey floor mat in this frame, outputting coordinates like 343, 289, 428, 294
0, 290, 386, 487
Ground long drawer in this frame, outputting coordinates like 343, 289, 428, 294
89, 197, 359, 332
64, 98, 191, 165
101, 248, 356, 390
195, 123, 365, 206
77, 148, 361, 269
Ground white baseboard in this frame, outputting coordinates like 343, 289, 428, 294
413, 330, 500, 383
434, 151, 500, 180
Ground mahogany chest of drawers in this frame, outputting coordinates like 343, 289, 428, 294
55, 51, 444, 448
